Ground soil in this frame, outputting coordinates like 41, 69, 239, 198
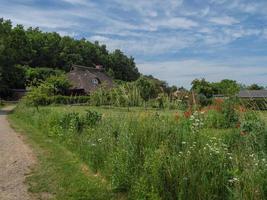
0, 106, 35, 200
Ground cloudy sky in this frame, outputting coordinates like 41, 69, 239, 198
1, 0, 267, 87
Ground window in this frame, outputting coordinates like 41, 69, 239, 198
92, 78, 99, 85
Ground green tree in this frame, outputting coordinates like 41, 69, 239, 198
135, 76, 158, 101
214, 79, 240, 96
191, 78, 214, 98
247, 84, 264, 90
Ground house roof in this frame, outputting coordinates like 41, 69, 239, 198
237, 90, 267, 98
67, 64, 113, 93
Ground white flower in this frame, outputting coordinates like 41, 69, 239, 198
229, 177, 239, 183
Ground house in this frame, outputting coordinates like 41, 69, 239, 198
237, 90, 267, 99
67, 64, 114, 94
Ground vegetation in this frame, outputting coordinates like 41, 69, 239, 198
10, 99, 267, 199
247, 84, 265, 90
191, 79, 241, 106
0, 18, 139, 97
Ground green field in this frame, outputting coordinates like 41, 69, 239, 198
9, 104, 267, 200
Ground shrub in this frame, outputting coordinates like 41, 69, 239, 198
221, 100, 239, 128
83, 110, 102, 126
240, 111, 267, 153
204, 100, 239, 129
25, 66, 63, 87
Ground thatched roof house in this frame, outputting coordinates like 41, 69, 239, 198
67, 64, 113, 94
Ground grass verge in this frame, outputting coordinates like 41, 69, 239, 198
9, 113, 117, 200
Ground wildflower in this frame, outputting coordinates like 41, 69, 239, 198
229, 177, 239, 183
240, 131, 247, 136
184, 110, 192, 118
174, 112, 180, 121
182, 141, 186, 145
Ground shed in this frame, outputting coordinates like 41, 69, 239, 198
237, 90, 267, 99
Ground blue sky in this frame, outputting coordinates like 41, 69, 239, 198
1, 0, 267, 87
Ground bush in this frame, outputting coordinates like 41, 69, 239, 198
84, 110, 102, 126
241, 111, 267, 153
205, 100, 239, 129
25, 66, 63, 87
221, 100, 239, 128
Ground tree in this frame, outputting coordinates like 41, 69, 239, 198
191, 78, 214, 98
135, 76, 158, 101
108, 49, 140, 81
247, 84, 264, 90
213, 79, 240, 96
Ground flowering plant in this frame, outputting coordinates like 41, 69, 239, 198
189, 111, 204, 133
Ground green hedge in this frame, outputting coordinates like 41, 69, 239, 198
26, 95, 90, 106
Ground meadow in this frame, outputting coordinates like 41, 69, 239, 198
9, 102, 267, 200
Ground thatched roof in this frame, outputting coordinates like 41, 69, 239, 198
67, 64, 113, 94
237, 90, 267, 98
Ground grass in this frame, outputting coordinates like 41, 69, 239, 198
9, 109, 121, 200
9, 103, 267, 199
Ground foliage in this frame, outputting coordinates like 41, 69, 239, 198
84, 110, 102, 127
213, 79, 240, 96
247, 84, 265, 90
205, 99, 239, 129
12, 105, 267, 199
45, 75, 71, 95
135, 76, 158, 101
191, 78, 241, 106
25, 66, 63, 86
220, 99, 239, 128
24, 75, 71, 107
240, 111, 267, 153
191, 78, 214, 98
240, 99, 267, 110
0, 18, 140, 98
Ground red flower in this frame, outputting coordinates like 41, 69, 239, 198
184, 111, 192, 118
174, 112, 180, 121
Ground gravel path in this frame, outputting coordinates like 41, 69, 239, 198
0, 106, 35, 200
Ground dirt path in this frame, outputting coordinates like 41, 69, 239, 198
0, 106, 35, 200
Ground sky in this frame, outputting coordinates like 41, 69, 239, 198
1, 0, 267, 88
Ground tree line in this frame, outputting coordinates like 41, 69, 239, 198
0, 18, 140, 97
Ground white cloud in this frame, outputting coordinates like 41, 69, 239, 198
146, 17, 198, 30
112, 0, 183, 17
138, 58, 267, 87
209, 16, 239, 26
88, 33, 196, 55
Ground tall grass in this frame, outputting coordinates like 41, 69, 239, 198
12, 103, 267, 199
